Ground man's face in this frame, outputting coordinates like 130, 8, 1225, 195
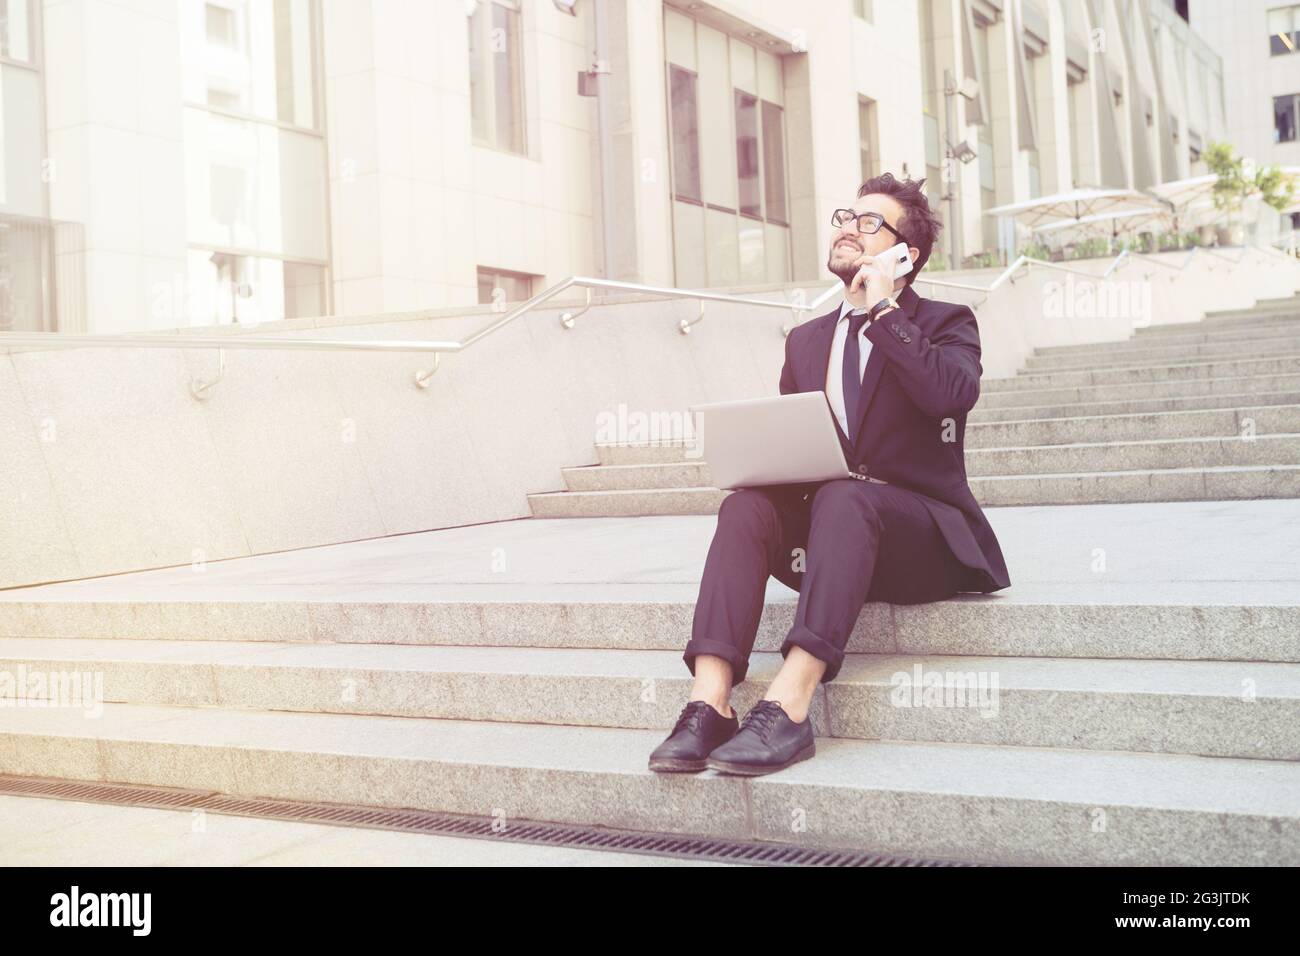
826, 193, 908, 285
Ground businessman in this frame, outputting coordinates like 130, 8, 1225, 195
650, 172, 1011, 776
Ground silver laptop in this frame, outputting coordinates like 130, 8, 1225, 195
688, 391, 862, 490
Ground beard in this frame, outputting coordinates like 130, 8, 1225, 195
826, 247, 860, 286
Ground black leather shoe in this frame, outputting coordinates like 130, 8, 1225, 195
705, 699, 814, 776
648, 700, 739, 772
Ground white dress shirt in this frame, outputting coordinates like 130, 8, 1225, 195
825, 300, 872, 436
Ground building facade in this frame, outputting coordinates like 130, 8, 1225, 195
4, 0, 1227, 334
1189, 0, 1300, 199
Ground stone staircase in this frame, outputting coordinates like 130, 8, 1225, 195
528, 299, 1300, 516
1, 300, 1299, 866
0, 589, 1297, 865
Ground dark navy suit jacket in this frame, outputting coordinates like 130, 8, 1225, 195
778, 282, 1011, 593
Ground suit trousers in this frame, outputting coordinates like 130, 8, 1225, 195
682, 478, 967, 686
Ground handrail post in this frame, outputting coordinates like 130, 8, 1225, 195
678, 299, 705, 334
189, 348, 226, 401
559, 287, 592, 329
413, 353, 441, 390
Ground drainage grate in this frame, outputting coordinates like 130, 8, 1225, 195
0, 774, 986, 867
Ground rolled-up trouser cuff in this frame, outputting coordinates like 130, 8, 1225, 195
683, 638, 750, 687
780, 623, 846, 684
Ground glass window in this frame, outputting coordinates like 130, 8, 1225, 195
182, 0, 318, 129
973, 22, 992, 127
209, 164, 247, 227
176, 1, 333, 326
1023, 52, 1042, 197
0, 214, 54, 332
1068, 81, 1082, 187
183, 109, 327, 261
469, 0, 526, 154
0, 0, 32, 61
666, 17, 789, 288
1276, 93, 1299, 143
0, 58, 44, 217
669, 65, 701, 202
761, 100, 787, 224
185, 250, 326, 326
925, 165, 943, 217
205, 3, 236, 47
858, 96, 879, 184
918, 0, 939, 117
476, 267, 535, 305
923, 113, 940, 168
923, 112, 943, 219
207, 88, 242, 111
735, 91, 760, 218
1270, 5, 1300, 55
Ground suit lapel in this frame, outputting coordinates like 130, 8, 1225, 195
848, 283, 921, 451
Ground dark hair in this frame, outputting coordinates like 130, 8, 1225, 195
856, 173, 943, 284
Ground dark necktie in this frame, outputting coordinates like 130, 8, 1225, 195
841, 309, 869, 442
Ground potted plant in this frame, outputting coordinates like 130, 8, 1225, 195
1204, 141, 1297, 246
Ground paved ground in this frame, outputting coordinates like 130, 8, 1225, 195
0, 795, 727, 866
2, 498, 1297, 605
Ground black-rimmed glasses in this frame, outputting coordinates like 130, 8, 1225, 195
831, 208, 911, 247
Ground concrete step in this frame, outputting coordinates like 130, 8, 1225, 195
1139, 311, 1300, 333
975, 370, 1300, 408
529, 486, 728, 516
0, 702, 1293, 865
1024, 332, 1300, 372
530, 463, 1300, 513
1203, 297, 1300, 317
985, 353, 1300, 394
4, 579, 1296, 661
564, 461, 708, 492
3, 584, 1296, 661
967, 390, 1300, 423
964, 433, 1300, 477
1033, 318, 1300, 357
596, 441, 701, 467
592, 405, 1300, 455
966, 405, 1300, 447
3, 638, 1296, 760
572, 434, 1300, 487
970, 463, 1300, 506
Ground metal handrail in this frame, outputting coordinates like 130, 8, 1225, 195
915, 253, 1124, 307
912, 242, 1282, 306
0, 246, 1282, 398
0, 275, 842, 397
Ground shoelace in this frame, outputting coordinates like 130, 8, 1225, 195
672, 701, 717, 735
739, 700, 786, 743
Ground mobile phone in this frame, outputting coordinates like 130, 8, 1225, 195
883, 241, 914, 279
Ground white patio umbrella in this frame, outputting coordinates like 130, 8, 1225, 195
1147, 173, 1216, 208
1272, 166, 1300, 216
1150, 168, 1300, 229
1147, 174, 1219, 234
984, 187, 1172, 229
1032, 206, 1173, 241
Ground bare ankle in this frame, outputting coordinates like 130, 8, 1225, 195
689, 690, 732, 719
